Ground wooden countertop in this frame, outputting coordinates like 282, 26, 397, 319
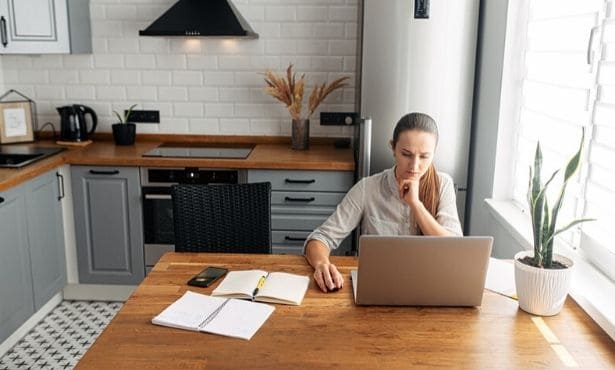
75, 253, 615, 369
0, 138, 355, 192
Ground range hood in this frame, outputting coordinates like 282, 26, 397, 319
139, 0, 258, 38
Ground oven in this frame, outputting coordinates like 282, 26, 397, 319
140, 167, 246, 274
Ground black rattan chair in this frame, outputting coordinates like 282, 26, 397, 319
171, 182, 272, 253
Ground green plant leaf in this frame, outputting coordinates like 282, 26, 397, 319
113, 111, 124, 123
545, 218, 596, 246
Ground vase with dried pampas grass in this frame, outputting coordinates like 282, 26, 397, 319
262, 64, 349, 150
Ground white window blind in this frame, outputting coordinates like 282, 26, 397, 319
511, 0, 615, 280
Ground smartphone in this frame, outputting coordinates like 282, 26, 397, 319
187, 266, 228, 287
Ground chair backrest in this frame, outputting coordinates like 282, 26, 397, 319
171, 182, 272, 253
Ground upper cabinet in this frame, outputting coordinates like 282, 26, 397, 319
0, 0, 91, 54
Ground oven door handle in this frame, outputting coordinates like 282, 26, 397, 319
144, 194, 172, 200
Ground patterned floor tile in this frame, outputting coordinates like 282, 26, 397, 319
0, 301, 122, 370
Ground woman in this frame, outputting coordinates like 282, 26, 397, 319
304, 112, 463, 292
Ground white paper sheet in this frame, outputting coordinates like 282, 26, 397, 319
485, 258, 517, 299
3, 108, 27, 137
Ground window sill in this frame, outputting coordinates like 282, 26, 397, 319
485, 198, 615, 341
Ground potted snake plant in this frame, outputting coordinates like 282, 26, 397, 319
514, 128, 594, 316
112, 104, 137, 145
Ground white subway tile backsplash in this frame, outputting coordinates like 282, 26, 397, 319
155, 55, 187, 70
296, 6, 328, 21
139, 38, 170, 53
188, 87, 219, 102
96, 86, 127, 101
66, 86, 96, 100
173, 102, 204, 117
203, 72, 235, 86
94, 55, 125, 69
219, 88, 251, 102
220, 118, 251, 134
189, 118, 220, 134
108, 38, 140, 53
142, 70, 172, 85
111, 70, 141, 85
205, 103, 235, 117
266, 6, 297, 21
126, 86, 157, 100
172, 71, 204, 85
125, 55, 156, 69
187, 55, 218, 70
158, 87, 188, 101
50, 71, 79, 84
329, 6, 358, 22
36, 86, 66, 100
9, 0, 358, 137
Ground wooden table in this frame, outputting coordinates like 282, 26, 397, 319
76, 253, 615, 369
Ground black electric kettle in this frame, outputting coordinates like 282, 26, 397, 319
57, 105, 98, 142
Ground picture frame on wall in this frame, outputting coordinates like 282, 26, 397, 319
0, 100, 35, 144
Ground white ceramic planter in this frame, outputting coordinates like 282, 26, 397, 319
514, 250, 573, 316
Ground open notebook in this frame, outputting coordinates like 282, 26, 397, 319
152, 291, 274, 340
211, 270, 309, 305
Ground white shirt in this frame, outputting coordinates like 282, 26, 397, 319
305, 167, 463, 252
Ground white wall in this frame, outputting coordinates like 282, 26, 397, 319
0, 0, 358, 137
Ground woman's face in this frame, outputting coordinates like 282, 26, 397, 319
392, 129, 437, 181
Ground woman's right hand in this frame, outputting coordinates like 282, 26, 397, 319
313, 261, 343, 293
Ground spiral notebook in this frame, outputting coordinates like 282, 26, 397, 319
152, 291, 275, 340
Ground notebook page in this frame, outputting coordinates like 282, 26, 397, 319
152, 291, 227, 331
256, 272, 309, 305
212, 270, 268, 297
484, 258, 517, 299
203, 299, 275, 340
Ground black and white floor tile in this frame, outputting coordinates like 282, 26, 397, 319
0, 301, 122, 370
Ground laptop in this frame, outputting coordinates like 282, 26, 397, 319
350, 235, 493, 306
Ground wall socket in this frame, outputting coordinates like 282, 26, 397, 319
126, 110, 160, 123
320, 112, 359, 126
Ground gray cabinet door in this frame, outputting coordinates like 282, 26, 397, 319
0, 185, 34, 343
71, 166, 144, 284
26, 171, 66, 310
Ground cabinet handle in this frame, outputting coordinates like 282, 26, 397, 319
284, 196, 315, 202
284, 236, 307, 242
0, 196, 4, 204
89, 169, 120, 175
56, 172, 65, 201
0, 16, 7, 47
284, 178, 315, 184
144, 194, 172, 200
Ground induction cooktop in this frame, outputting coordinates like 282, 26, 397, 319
142, 143, 254, 159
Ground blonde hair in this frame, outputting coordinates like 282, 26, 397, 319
391, 113, 440, 235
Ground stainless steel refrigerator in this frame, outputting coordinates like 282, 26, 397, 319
357, 0, 479, 228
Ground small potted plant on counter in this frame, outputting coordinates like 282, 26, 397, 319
112, 104, 137, 145
514, 128, 594, 316
261, 64, 349, 150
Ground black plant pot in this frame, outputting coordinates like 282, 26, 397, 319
112, 123, 136, 145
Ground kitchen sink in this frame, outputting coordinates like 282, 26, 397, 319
0, 145, 65, 168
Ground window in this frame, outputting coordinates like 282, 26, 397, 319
510, 0, 615, 280
512, 0, 615, 280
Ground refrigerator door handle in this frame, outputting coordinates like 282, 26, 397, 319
357, 116, 372, 180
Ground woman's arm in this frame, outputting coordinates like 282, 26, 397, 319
305, 239, 343, 292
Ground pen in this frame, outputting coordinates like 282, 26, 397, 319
252, 275, 267, 300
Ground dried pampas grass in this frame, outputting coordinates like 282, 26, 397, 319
262, 64, 349, 120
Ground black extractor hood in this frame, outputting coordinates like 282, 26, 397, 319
139, 0, 258, 38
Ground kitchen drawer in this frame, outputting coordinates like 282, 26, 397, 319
271, 191, 345, 207
272, 245, 304, 255
272, 204, 336, 216
272, 213, 330, 230
273, 230, 311, 246
248, 170, 353, 192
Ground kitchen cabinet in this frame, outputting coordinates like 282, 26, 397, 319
0, 0, 91, 54
0, 170, 65, 344
71, 166, 144, 284
26, 171, 67, 309
248, 170, 354, 255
